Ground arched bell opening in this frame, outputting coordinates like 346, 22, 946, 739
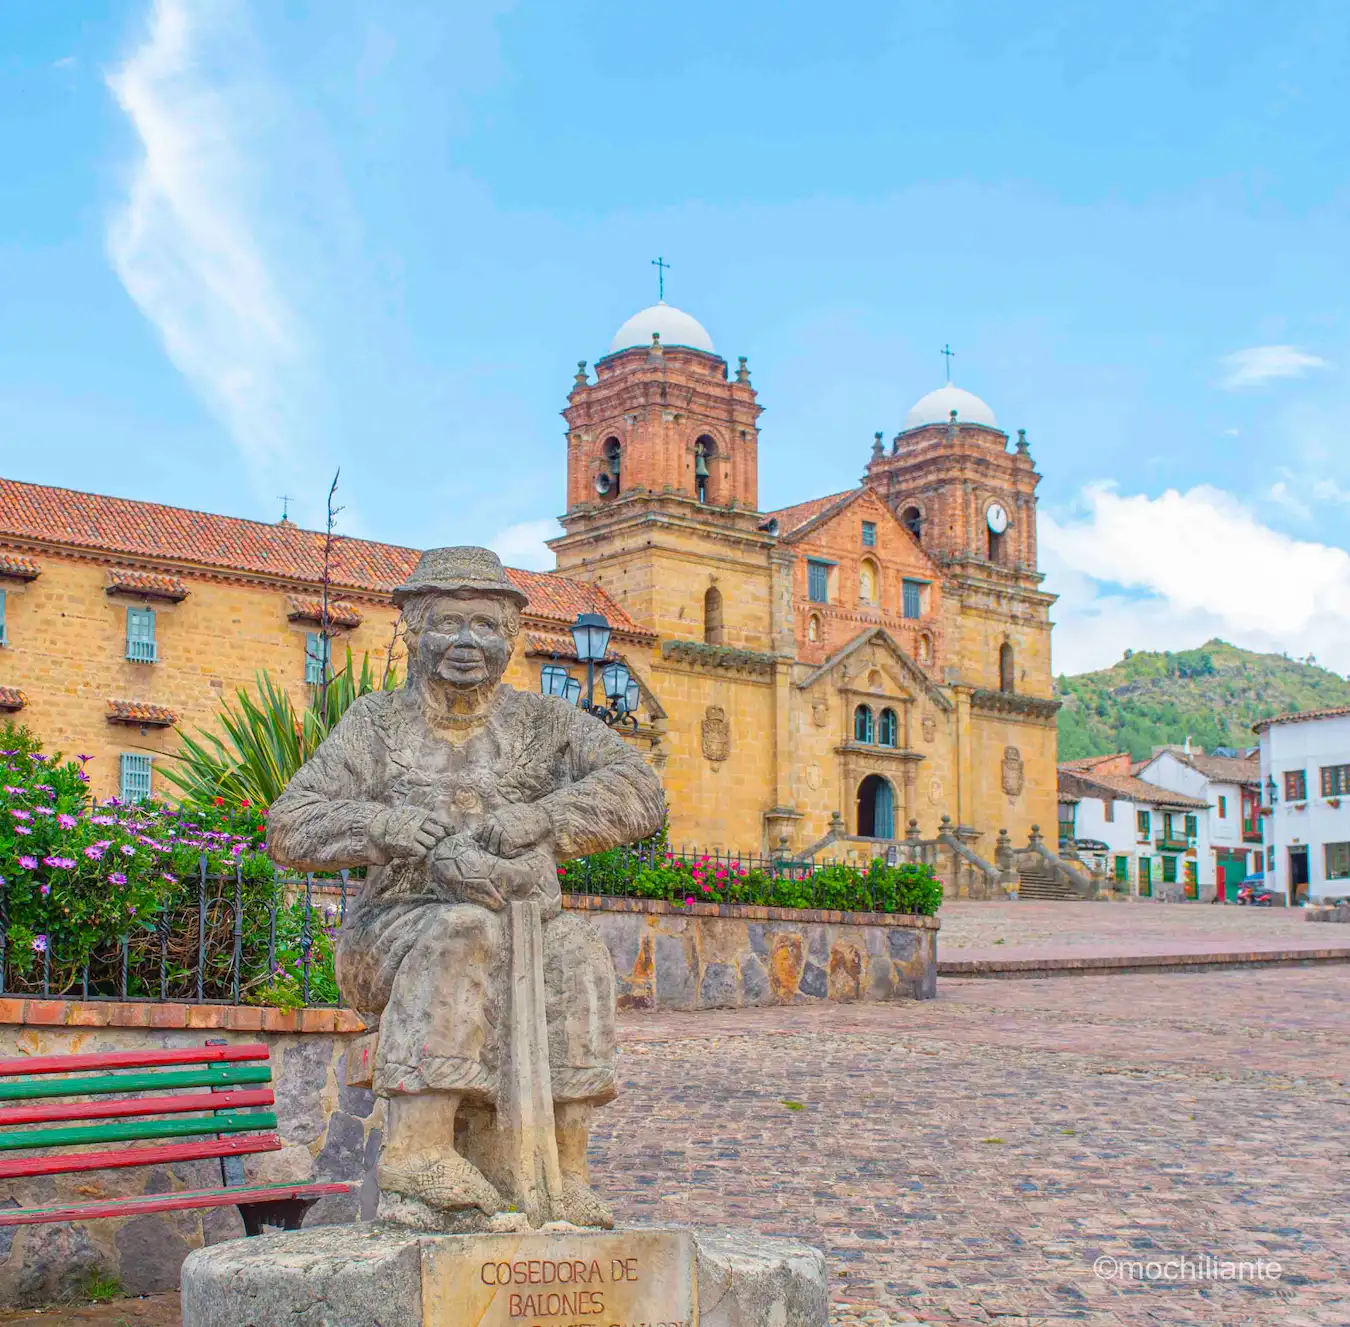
857, 773, 896, 839
703, 585, 724, 645
694, 435, 719, 505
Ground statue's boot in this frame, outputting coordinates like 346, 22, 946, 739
378, 1149, 503, 1216
554, 1174, 614, 1229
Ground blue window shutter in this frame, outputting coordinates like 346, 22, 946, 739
879, 708, 898, 747
119, 753, 152, 804
126, 608, 156, 662
874, 779, 894, 838
902, 579, 922, 619
861, 521, 876, 547
854, 705, 874, 744
305, 632, 329, 684
807, 561, 829, 603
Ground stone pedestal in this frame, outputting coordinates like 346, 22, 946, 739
180, 1223, 827, 1327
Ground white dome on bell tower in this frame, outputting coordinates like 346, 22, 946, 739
903, 383, 998, 430
609, 302, 715, 354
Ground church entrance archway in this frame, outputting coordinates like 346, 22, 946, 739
857, 774, 895, 839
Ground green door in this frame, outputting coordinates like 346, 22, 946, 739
1219, 851, 1248, 902
1114, 855, 1129, 884
1139, 857, 1152, 896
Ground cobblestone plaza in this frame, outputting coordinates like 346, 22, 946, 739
598, 956, 1349, 1326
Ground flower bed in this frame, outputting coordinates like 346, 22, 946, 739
0, 726, 337, 1006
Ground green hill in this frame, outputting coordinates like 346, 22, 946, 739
1056, 640, 1350, 761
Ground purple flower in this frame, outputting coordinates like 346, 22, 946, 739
10, 809, 30, 821
57, 814, 76, 830
76, 773, 89, 784
119, 844, 135, 857
17, 856, 37, 870
42, 856, 76, 869
77, 754, 92, 764
2, 786, 21, 796
31, 934, 47, 953
109, 872, 127, 886
161, 872, 177, 884
83, 845, 104, 861
90, 816, 116, 827
32, 807, 53, 817
39, 883, 49, 896
127, 906, 136, 917
28, 753, 45, 763
13, 826, 30, 836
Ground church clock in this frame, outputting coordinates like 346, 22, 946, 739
986, 502, 1009, 534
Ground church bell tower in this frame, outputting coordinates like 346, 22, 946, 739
550, 301, 775, 647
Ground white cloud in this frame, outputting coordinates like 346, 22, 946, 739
105, 0, 314, 501
1042, 483, 1350, 675
489, 519, 561, 572
1219, 345, 1329, 389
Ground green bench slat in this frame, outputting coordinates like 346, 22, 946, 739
0, 1063, 271, 1102
0, 1110, 277, 1152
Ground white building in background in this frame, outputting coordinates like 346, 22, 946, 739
1057, 754, 1211, 899
1136, 749, 1263, 901
1253, 707, 1350, 904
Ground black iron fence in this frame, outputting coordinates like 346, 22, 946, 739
0, 858, 353, 1008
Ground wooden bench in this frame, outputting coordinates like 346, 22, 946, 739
0, 1041, 354, 1235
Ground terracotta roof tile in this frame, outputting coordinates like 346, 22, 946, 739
0, 687, 26, 711
0, 476, 648, 637
764, 489, 859, 538
1170, 752, 1261, 786
1058, 767, 1209, 810
523, 629, 618, 663
1252, 705, 1350, 734
0, 555, 39, 581
286, 597, 364, 629
106, 700, 179, 728
106, 569, 190, 601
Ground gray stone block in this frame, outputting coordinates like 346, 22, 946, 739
887, 927, 919, 960
695, 1229, 828, 1327
699, 962, 741, 1009
316, 1109, 366, 1181
740, 952, 769, 1004
654, 934, 696, 1008
799, 962, 828, 999
114, 1214, 192, 1296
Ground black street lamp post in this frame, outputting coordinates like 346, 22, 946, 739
539, 612, 640, 729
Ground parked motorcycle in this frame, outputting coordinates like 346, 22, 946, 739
1236, 878, 1275, 907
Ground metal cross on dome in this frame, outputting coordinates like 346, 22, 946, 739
652, 256, 670, 301
941, 343, 955, 383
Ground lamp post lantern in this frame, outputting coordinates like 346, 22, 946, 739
539, 613, 639, 729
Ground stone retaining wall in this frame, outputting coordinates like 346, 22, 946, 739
564, 896, 938, 1009
0, 1010, 375, 1307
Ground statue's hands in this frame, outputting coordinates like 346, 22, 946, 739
472, 803, 553, 859
370, 807, 453, 862
428, 836, 506, 911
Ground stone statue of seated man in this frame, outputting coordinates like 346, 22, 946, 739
267, 546, 666, 1230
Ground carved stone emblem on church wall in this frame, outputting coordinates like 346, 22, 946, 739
921, 715, 936, 743
811, 701, 829, 728
702, 705, 731, 762
1002, 745, 1024, 798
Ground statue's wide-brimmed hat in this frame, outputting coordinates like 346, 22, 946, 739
392, 546, 528, 608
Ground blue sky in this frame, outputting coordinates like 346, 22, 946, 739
4, 0, 1350, 673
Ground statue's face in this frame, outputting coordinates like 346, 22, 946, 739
415, 594, 513, 690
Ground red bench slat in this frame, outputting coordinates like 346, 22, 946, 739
0, 1044, 270, 1078
0, 1181, 354, 1226
0, 1087, 275, 1128
0, 1133, 283, 1181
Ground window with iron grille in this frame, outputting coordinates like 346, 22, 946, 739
902, 579, 923, 619
305, 632, 331, 684
1320, 765, 1350, 797
1184, 813, 1198, 838
1217, 795, 1227, 818
1136, 809, 1150, 838
861, 520, 876, 547
1284, 769, 1307, 801
120, 753, 152, 804
1326, 842, 1350, 880
125, 607, 156, 663
807, 561, 829, 604
878, 708, 898, 747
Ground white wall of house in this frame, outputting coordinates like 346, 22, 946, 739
1258, 713, 1350, 903
1060, 790, 1210, 897
1138, 752, 1259, 892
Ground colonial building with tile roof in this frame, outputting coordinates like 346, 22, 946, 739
3, 300, 1059, 868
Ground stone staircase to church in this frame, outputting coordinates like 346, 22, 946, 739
1016, 861, 1079, 901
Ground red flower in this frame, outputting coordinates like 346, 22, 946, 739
240, 799, 251, 809
213, 797, 225, 807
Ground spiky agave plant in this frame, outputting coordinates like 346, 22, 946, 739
162, 649, 397, 811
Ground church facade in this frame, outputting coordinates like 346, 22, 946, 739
0, 299, 1057, 861
552, 302, 1059, 857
